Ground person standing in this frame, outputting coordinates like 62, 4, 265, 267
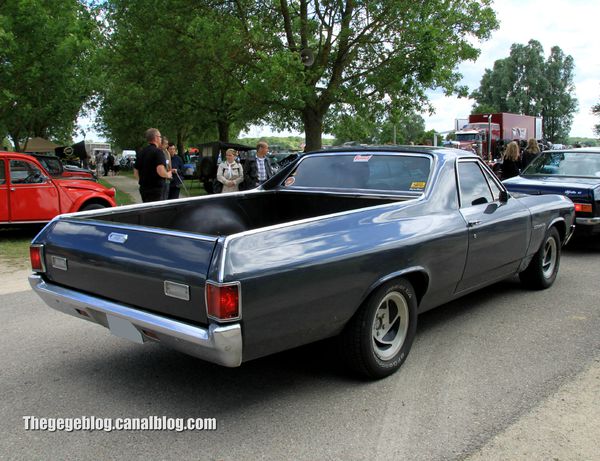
135, 128, 172, 202
216, 148, 244, 193
521, 138, 540, 170
501, 141, 521, 180
159, 136, 172, 200
243, 141, 274, 189
168, 143, 184, 199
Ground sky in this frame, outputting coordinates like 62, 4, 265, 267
420, 0, 600, 138
79, 0, 600, 143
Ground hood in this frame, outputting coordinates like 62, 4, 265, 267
56, 178, 115, 197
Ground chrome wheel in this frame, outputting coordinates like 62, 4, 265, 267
542, 235, 558, 279
371, 291, 409, 361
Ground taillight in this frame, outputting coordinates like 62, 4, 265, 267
205, 281, 241, 321
574, 203, 592, 213
30, 245, 45, 273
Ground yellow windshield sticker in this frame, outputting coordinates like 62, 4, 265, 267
409, 181, 426, 190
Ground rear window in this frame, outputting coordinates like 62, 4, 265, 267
282, 153, 431, 194
524, 151, 600, 177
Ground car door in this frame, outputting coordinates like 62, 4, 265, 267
0, 159, 8, 222
456, 159, 530, 292
8, 158, 60, 222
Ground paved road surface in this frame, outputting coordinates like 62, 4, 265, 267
103, 174, 142, 203
1, 241, 598, 460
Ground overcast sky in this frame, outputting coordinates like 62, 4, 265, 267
420, 0, 600, 138
81, 0, 599, 143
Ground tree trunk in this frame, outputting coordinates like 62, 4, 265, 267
303, 107, 324, 151
10, 133, 22, 152
176, 129, 185, 156
217, 120, 230, 143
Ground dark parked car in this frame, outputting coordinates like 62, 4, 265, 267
31, 154, 97, 181
29, 147, 574, 379
503, 147, 600, 235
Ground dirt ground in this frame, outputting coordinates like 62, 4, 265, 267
0, 258, 31, 295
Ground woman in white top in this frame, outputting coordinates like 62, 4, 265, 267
216, 148, 244, 193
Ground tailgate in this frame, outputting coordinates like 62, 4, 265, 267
36, 219, 218, 325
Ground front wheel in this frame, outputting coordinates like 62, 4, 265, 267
340, 279, 418, 379
519, 227, 561, 289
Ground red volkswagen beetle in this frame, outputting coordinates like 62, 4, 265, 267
0, 152, 116, 224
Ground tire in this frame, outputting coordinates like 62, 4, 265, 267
519, 227, 561, 289
80, 203, 106, 211
340, 278, 418, 379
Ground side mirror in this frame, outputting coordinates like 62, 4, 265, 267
499, 190, 509, 203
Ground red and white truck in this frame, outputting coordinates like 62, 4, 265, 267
455, 113, 543, 161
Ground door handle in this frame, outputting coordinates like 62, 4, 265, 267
468, 220, 481, 227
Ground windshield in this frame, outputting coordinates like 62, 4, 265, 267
523, 151, 600, 177
456, 134, 479, 142
282, 153, 431, 194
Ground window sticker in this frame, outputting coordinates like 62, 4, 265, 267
409, 181, 426, 191
353, 155, 372, 162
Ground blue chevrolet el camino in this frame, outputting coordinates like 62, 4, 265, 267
29, 147, 575, 379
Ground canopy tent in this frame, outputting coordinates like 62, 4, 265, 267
22, 137, 60, 153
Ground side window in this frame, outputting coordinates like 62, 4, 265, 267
9, 160, 45, 184
458, 161, 493, 207
0, 160, 5, 185
481, 166, 504, 201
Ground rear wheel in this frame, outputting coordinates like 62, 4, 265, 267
519, 227, 561, 289
80, 203, 106, 211
340, 278, 418, 379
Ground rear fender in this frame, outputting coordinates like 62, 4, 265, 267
361, 267, 430, 309
70, 193, 116, 212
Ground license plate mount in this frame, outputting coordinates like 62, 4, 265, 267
106, 315, 144, 344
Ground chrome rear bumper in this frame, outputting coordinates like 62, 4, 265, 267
576, 217, 600, 225
29, 274, 242, 367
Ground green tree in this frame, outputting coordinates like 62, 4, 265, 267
332, 110, 426, 145
471, 40, 578, 143
0, 0, 99, 151
593, 100, 600, 137
97, 0, 273, 151
231, 0, 498, 151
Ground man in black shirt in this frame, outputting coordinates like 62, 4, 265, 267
135, 128, 172, 202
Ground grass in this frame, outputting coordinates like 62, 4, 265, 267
178, 178, 208, 198
98, 178, 136, 206
0, 226, 42, 268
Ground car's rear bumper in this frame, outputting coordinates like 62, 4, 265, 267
575, 217, 600, 235
29, 274, 242, 367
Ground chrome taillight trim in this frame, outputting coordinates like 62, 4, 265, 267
205, 280, 242, 323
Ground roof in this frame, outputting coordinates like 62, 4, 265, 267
22, 137, 60, 153
312, 145, 474, 160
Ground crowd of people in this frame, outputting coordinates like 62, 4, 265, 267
500, 137, 541, 180
134, 128, 275, 203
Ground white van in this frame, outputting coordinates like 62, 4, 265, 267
122, 150, 137, 160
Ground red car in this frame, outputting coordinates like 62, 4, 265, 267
0, 151, 116, 224
32, 154, 97, 181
